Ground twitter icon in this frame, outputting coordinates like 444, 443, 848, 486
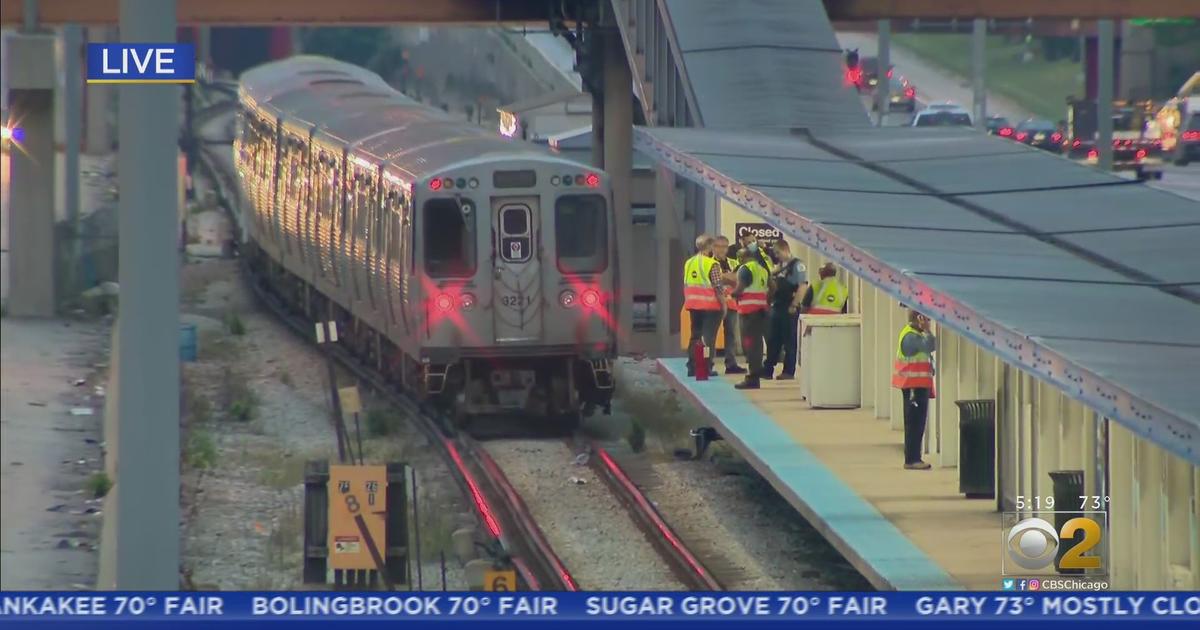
1001, 579, 1015, 591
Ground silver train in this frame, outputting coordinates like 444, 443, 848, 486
235, 56, 616, 424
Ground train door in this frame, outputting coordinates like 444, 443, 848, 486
491, 197, 543, 344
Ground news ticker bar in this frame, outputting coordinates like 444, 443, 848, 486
2, 592, 1199, 623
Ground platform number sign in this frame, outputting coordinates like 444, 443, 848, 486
484, 569, 517, 592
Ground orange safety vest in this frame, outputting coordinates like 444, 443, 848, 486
683, 254, 722, 311
892, 324, 934, 390
736, 260, 769, 314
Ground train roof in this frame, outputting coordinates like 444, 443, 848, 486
240, 56, 583, 181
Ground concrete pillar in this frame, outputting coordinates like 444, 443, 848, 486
874, 20, 890, 127
654, 166, 680, 354
1097, 19, 1115, 171
603, 28, 634, 351
6, 32, 58, 317
972, 19, 987, 127
62, 25, 82, 297
114, 0, 181, 589
85, 27, 114, 155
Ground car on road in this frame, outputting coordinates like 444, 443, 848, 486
986, 115, 1014, 137
1174, 112, 1199, 165
860, 56, 893, 91
1013, 119, 1065, 152
911, 103, 973, 127
878, 75, 917, 113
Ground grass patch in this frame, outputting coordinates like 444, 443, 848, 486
186, 429, 218, 470
220, 366, 260, 422
198, 328, 239, 361
893, 33, 1083, 121
224, 310, 246, 336
85, 472, 113, 498
245, 450, 307, 490
366, 406, 403, 437
183, 383, 212, 424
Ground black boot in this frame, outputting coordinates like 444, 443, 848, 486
734, 377, 760, 390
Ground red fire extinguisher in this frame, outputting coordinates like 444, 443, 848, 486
693, 340, 710, 381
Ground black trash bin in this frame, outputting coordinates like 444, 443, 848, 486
956, 399, 995, 499
1049, 469, 1086, 575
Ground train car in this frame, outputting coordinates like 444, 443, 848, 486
234, 56, 616, 426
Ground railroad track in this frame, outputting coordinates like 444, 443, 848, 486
194, 92, 721, 592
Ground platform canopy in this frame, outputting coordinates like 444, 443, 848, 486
636, 123, 1200, 464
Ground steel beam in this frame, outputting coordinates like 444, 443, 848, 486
0, 0, 552, 25
603, 26, 635, 353
114, 0, 181, 590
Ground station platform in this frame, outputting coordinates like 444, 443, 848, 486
657, 358, 996, 591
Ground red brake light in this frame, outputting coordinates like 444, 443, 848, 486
887, 68, 894, 78
585, 172, 600, 188
1072, 138, 1081, 147
1135, 149, 1147, 160
1184, 130, 1200, 141
581, 290, 600, 308
1051, 132, 1062, 142
999, 127, 1013, 137
435, 294, 454, 312
1087, 149, 1099, 159
429, 178, 443, 191
1016, 132, 1028, 141
904, 87, 915, 98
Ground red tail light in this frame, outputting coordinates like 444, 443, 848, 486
429, 178, 443, 191
999, 127, 1013, 137
1135, 149, 1147, 160
1051, 132, 1062, 143
435, 293, 454, 312
845, 68, 862, 85
886, 68, 894, 78
1072, 138, 1081, 147
581, 290, 601, 308
1016, 132, 1028, 142
1087, 149, 1099, 159
904, 87, 915, 98
1184, 130, 1200, 141
585, 172, 600, 188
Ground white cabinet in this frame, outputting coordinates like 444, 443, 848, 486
800, 314, 862, 408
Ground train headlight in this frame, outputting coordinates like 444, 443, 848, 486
550, 175, 561, 186
581, 289, 601, 308
559, 290, 577, 307
435, 293, 454, 312
468, 177, 479, 189
460, 293, 476, 311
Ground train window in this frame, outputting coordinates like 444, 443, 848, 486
555, 195, 608, 274
499, 205, 532, 263
423, 199, 476, 277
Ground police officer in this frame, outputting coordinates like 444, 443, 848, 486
683, 234, 726, 376
731, 248, 769, 389
761, 240, 807, 380
893, 309, 936, 470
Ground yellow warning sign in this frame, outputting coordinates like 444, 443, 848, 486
484, 569, 517, 592
327, 465, 387, 571
339, 385, 362, 417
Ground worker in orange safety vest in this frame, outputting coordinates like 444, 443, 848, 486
893, 309, 936, 470
731, 249, 770, 389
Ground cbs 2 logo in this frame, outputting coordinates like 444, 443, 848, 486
1007, 517, 1103, 571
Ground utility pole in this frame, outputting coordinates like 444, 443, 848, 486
875, 20, 890, 126
63, 24, 83, 296
1097, 19, 1115, 172
972, 19, 988, 127
114, 0, 181, 589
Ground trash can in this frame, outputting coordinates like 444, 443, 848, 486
1049, 469, 1086, 575
179, 323, 198, 362
956, 399, 995, 498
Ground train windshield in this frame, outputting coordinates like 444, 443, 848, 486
555, 195, 608, 274
423, 199, 476, 277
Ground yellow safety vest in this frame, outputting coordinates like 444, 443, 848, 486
892, 324, 934, 389
683, 254, 722, 311
736, 260, 769, 314
808, 278, 848, 314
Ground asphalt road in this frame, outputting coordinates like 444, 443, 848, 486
836, 32, 1200, 202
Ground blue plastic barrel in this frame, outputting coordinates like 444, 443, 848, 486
179, 323, 198, 362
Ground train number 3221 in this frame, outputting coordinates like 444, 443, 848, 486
501, 295, 533, 308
